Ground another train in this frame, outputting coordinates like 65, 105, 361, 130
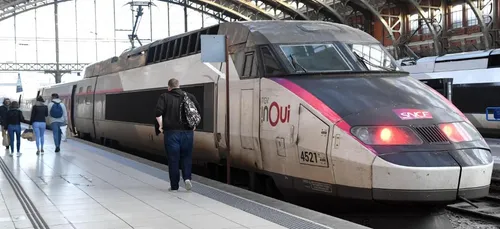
19, 21, 493, 205
398, 49, 500, 137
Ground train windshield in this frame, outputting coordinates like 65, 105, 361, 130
278, 43, 400, 73
280, 44, 353, 73
346, 43, 400, 71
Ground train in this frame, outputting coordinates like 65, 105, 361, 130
398, 49, 500, 137
18, 20, 493, 206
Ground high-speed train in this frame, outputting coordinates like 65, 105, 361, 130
398, 49, 500, 137
19, 21, 492, 205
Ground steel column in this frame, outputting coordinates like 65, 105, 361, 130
54, 0, 61, 83
465, 0, 490, 49
405, 0, 442, 55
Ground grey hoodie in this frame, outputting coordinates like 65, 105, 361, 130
48, 99, 67, 125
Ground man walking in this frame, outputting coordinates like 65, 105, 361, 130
0, 98, 10, 150
155, 78, 201, 191
48, 93, 67, 153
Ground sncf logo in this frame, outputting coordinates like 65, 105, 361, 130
393, 109, 433, 120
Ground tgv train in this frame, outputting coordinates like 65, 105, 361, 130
19, 21, 492, 205
398, 49, 500, 137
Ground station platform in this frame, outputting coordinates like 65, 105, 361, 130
0, 126, 367, 229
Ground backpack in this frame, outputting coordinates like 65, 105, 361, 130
179, 92, 201, 128
50, 102, 63, 118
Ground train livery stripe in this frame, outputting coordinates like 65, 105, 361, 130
271, 77, 377, 154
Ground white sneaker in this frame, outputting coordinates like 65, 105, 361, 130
185, 180, 192, 191
9, 152, 13, 157
168, 188, 178, 192
17, 152, 21, 157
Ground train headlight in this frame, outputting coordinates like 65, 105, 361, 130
438, 122, 482, 143
351, 126, 423, 145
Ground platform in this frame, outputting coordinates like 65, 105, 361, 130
0, 127, 367, 229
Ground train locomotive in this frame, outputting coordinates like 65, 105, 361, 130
19, 21, 493, 205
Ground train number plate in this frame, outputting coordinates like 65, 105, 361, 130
299, 150, 328, 167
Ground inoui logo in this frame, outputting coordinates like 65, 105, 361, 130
393, 109, 433, 120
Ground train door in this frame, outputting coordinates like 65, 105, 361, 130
69, 85, 77, 134
239, 80, 261, 169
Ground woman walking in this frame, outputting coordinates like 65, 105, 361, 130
3, 101, 25, 156
30, 96, 48, 155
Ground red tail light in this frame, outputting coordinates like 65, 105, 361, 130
351, 126, 423, 145
438, 122, 482, 143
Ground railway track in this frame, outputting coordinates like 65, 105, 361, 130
446, 194, 500, 224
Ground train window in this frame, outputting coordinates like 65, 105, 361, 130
174, 38, 182, 58
487, 54, 500, 68
153, 45, 162, 62
260, 46, 284, 76
194, 32, 201, 53
167, 40, 176, 59
243, 52, 254, 77
85, 86, 92, 104
180, 36, 188, 56
146, 46, 155, 63
188, 33, 197, 54
160, 42, 169, 61
79, 87, 83, 93
105, 84, 214, 132
280, 44, 352, 72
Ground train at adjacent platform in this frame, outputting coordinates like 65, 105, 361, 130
19, 21, 493, 206
398, 49, 500, 137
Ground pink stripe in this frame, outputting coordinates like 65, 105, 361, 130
272, 78, 342, 123
271, 78, 377, 154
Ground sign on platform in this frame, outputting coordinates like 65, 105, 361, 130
16, 73, 23, 93
200, 35, 226, 63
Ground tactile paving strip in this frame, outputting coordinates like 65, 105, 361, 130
71, 139, 334, 229
191, 183, 332, 229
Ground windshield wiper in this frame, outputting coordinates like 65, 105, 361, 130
289, 54, 308, 73
353, 52, 395, 72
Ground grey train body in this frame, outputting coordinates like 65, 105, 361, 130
20, 21, 493, 206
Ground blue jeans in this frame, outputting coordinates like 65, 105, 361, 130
7, 125, 21, 153
32, 122, 46, 150
51, 122, 62, 148
164, 130, 194, 190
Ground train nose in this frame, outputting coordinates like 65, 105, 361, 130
343, 105, 494, 202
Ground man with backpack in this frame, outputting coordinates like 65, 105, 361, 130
48, 93, 67, 153
155, 78, 201, 192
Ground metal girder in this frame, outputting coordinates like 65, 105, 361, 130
216, 0, 278, 20
311, 0, 346, 23
0, 0, 252, 23
0, 0, 71, 22
405, 0, 443, 55
465, 0, 493, 50
162, 0, 251, 21
346, 0, 403, 52
0, 63, 87, 72
250, 0, 308, 20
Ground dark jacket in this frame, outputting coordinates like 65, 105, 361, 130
3, 109, 25, 129
0, 105, 7, 126
30, 102, 48, 125
155, 88, 201, 134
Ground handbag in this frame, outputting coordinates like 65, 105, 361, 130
21, 128, 35, 141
